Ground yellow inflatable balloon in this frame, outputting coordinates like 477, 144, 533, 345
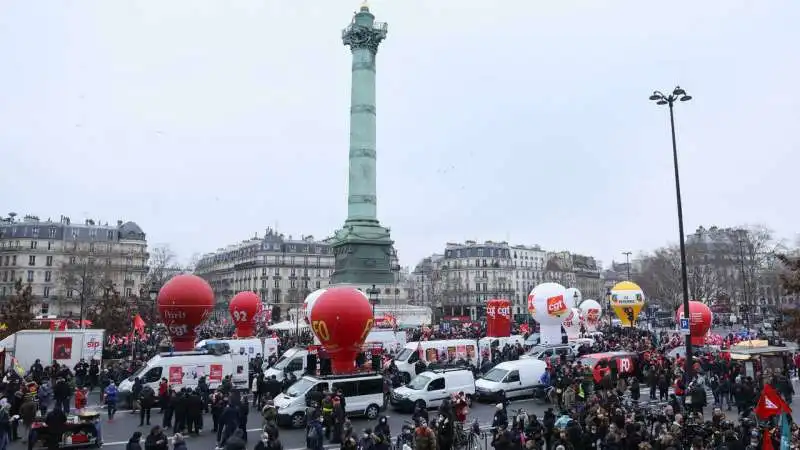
610, 281, 645, 326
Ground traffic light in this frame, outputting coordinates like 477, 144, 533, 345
625, 308, 635, 326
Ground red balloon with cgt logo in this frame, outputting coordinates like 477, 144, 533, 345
229, 291, 261, 338
157, 274, 214, 351
675, 301, 713, 346
309, 286, 374, 374
486, 298, 512, 338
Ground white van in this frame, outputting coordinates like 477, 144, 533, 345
390, 368, 475, 412
475, 359, 547, 402
393, 339, 479, 383
195, 338, 280, 361
478, 336, 526, 356
119, 350, 249, 399
264, 347, 307, 381
313, 329, 407, 354
273, 373, 384, 428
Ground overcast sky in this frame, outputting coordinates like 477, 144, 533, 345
1, 0, 797, 269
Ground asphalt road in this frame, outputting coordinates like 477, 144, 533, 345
14, 386, 800, 450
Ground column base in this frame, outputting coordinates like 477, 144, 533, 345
330, 221, 395, 285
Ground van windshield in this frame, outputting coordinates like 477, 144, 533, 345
482, 368, 508, 383
285, 378, 316, 397
578, 357, 599, 368
407, 374, 431, 390
395, 348, 413, 362
274, 352, 296, 369
128, 365, 148, 381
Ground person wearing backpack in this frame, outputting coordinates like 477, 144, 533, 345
306, 413, 324, 450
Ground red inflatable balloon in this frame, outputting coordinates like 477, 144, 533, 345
309, 287, 374, 374
676, 301, 713, 346
486, 298, 512, 338
229, 291, 261, 338
157, 274, 214, 351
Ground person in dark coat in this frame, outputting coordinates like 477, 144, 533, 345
186, 389, 203, 435
218, 401, 240, 447
125, 431, 142, 450
44, 407, 67, 450
139, 385, 156, 427
53, 378, 71, 415
211, 391, 225, 433
175, 389, 190, 433
223, 429, 247, 450
237, 396, 249, 442
143, 425, 168, 450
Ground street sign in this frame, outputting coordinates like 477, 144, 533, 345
680, 318, 690, 331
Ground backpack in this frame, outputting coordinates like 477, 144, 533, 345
307, 426, 320, 444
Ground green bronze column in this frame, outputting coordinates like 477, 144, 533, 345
343, 5, 386, 224
330, 4, 396, 286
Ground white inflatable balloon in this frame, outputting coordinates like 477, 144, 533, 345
562, 308, 584, 340
303, 289, 327, 323
579, 299, 603, 331
565, 288, 582, 308
530, 282, 569, 345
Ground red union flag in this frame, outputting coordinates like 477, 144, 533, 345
754, 384, 791, 420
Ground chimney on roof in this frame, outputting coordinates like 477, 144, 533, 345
117, 220, 123, 226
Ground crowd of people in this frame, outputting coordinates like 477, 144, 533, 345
1, 318, 799, 450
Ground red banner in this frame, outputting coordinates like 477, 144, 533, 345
168, 366, 183, 384
53, 337, 73, 360
209, 364, 223, 382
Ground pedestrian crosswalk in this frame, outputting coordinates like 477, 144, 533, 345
619, 383, 715, 402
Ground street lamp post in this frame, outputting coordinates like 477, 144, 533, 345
369, 284, 380, 318
148, 284, 160, 323
649, 86, 694, 381
606, 288, 612, 326
622, 252, 632, 280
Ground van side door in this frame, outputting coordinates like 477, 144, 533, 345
503, 370, 523, 398
426, 377, 447, 407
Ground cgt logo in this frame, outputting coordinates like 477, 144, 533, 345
487, 306, 496, 319
497, 306, 511, 318
546, 295, 567, 317
586, 309, 600, 322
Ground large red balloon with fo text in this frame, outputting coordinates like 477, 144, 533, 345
157, 275, 214, 351
675, 301, 713, 346
309, 287, 374, 374
229, 291, 261, 338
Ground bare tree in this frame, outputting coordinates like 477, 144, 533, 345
59, 250, 114, 324
145, 244, 180, 287
633, 245, 725, 309
734, 225, 783, 307
634, 247, 683, 309
0, 279, 36, 339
